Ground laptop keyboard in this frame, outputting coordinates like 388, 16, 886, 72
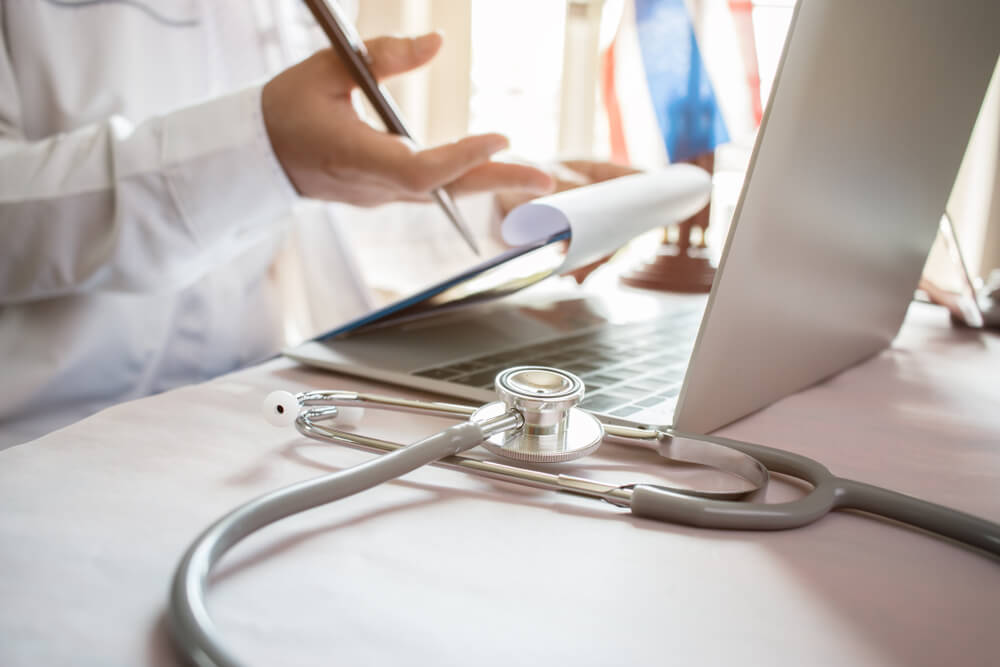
411, 308, 701, 420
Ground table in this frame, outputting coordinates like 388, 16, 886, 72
1, 302, 998, 666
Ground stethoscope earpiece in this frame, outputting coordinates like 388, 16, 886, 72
262, 390, 298, 428
262, 390, 367, 429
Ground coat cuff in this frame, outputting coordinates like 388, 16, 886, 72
161, 85, 298, 247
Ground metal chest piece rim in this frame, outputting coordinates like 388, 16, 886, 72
471, 366, 604, 463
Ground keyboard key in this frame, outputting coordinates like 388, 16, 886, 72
564, 362, 602, 375
442, 361, 489, 373
650, 370, 685, 384
537, 353, 575, 365
637, 395, 665, 408
649, 352, 684, 364
593, 368, 637, 383
584, 383, 605, 394
629, 342, 665, 353
414, 367, 461, 380
586, 373, 621, 387
611, 405, 643, 417
514, 345, 553, 358
512, 360, 550, 368
452, 368, 504, 387
558, 334, 594, 347
610, 385, 654, 399
619, 362, 656, 375
489, 357, 546, 368
472, 354, 514, 365
579, 394, 631, 413
624, 379, 666, 392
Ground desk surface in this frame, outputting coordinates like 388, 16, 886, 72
1, 302, 998, 667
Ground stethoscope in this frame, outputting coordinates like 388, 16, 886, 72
169, 366, 1000, 667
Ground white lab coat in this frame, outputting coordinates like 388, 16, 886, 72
0, 0, 374, 447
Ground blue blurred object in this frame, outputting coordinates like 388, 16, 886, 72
635, 0, 729, 161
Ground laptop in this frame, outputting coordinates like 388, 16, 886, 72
287, 0, 1000, 434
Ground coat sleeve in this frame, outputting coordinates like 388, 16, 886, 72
0, 18, 298, 304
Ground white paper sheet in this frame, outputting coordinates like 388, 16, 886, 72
500, 163, 712, 271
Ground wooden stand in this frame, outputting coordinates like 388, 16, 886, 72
621, 153, 716, 293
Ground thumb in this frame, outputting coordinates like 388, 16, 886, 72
365, 33, 443, 81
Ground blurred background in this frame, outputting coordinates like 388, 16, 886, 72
315, 0, 998, 303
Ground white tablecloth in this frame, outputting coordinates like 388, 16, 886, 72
1, 302, 998, 666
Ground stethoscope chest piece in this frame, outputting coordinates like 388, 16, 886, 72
471, 366, 604, 463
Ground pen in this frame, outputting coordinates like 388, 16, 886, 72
301, 0, 482, 256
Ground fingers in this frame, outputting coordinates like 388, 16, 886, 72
305, 33, 442, 94
411, 134, 511, 189
357, 131, 519, 194
365, 33, 443, 81
491, 160, 642, 216
559, 159, 641, 183
448, 162, 555, 197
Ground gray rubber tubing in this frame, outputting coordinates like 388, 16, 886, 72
630, 432, 1000, 558
168, 421, 487, 667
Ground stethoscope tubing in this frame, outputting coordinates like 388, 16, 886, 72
169, 417, 517, 667
835, 479, 1000, 554
636, 432, 1000, 555
297, 398, 1000, 552
169, 401, 1000, 667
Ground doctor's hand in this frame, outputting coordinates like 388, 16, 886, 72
494, 160, 641, 218
495, 159, 641, 283
261, 32, 555, 206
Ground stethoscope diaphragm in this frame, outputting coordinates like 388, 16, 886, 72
471, 366, 604, 463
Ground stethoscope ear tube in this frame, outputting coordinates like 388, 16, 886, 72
634, 431, 1000, 557
629, 482, 836, 530
627, 430, 836, 529
630, 476, 1000, 557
